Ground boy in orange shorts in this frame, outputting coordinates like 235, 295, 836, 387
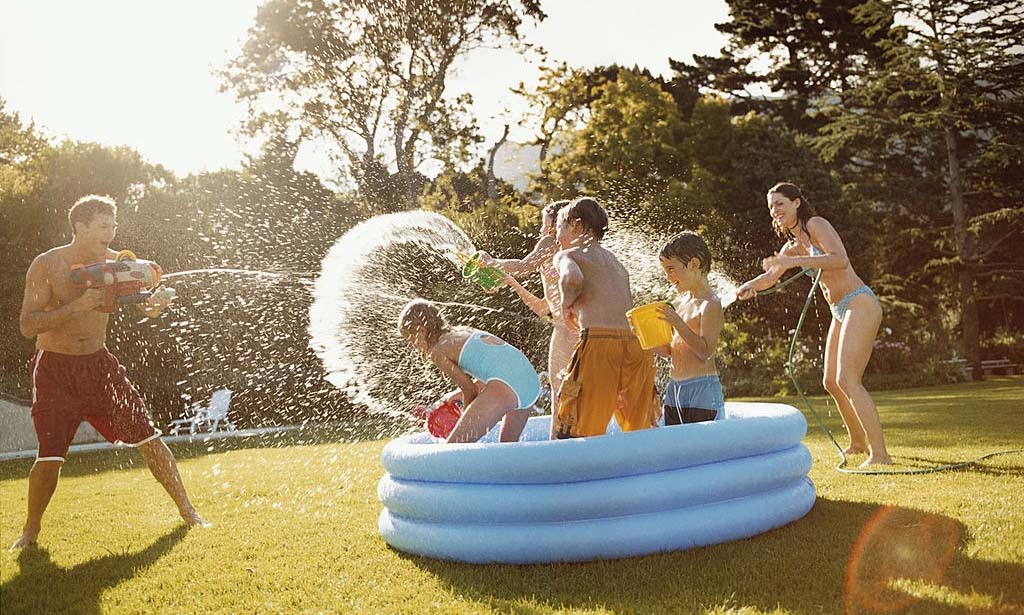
552, 197, 659, 438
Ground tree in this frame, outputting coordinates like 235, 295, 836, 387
671, 0, 897, 133
0, 99, 51, 211
537, 68, 690, 221
419, 160, 537, 257
817, 0, 1024, 378
223, 0, 545, 211
0, 99, 53, 265
0, 101, 54, 392
38, 141, 174, 248
514, 63, 617, 169
527, 70, 843, 265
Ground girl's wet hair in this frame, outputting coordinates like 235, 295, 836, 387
397, 299, 449, 347
768, 182, 817, 238
660, 231, 712, 275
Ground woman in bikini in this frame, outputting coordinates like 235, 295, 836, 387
737, 183, 892, 466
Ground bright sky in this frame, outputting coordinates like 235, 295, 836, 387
0, 0, 728, 179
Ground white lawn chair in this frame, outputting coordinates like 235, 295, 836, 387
169, 388, 236, 435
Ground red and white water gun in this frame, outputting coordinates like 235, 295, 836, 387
69, 249, 172, 313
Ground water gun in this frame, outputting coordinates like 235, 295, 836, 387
69, 249, 169, 313
412, 397, 464, 438
449, 250, 504, 291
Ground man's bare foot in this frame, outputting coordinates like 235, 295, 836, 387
843, 445, 868, 456
860, 454, 893, 467
181, 509, 211, 528
9, 532, 38, 551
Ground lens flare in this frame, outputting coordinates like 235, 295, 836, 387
844, 506, 959, 614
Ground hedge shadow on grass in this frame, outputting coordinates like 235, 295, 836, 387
403, 499, 1024, 614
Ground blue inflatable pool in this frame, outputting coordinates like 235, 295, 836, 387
378, 402, 816, 564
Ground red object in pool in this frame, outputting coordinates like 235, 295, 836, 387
427, 399, 463, 438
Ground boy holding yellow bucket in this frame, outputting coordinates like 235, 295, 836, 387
652, 232, 725, 423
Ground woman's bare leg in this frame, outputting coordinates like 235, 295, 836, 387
837, 294, 891, 466
823, 318, 869, 455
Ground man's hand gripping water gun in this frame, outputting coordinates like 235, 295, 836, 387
70, 249, 177, 316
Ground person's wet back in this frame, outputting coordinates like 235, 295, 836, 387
551, 197, 659, 438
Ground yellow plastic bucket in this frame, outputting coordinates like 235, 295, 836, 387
627, 302, 674, 350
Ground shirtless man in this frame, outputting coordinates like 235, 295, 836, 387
11, 195, 205, 550
551, 197, 659, 438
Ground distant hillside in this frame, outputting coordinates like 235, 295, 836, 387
491, 141, 541, 193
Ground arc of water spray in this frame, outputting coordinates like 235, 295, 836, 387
162, 268, 317, 282
309, 210, 555, 419
363, 288, 540, 321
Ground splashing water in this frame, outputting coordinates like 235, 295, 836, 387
163, 268, 315, 283
309, 211, 550, 419
603, 216, 743, 308
710, 271, 741, 309
602, 218, 674, 301
307, 210, 747, 424
105, 259, 344, 436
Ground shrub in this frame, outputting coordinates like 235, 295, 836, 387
869, 339, 912, 375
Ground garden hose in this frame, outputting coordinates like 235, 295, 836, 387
755, 269, 809, 297
777, 270, 1023, 475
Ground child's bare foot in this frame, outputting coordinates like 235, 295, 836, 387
860, 454, 893, 467
843, 445, 869, 456
9, 532, 38, 551
181, 509, 211, 528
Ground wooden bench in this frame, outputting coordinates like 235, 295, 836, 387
981, 359, 1018, 376
942, 358, 1018, 377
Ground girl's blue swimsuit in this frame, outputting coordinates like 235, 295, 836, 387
458, 330, 541, 410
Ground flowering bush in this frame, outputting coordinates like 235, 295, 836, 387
869, 339, 912, 374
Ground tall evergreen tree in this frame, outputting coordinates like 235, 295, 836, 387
817, 0, 1024, 378
671, 0, 896, 132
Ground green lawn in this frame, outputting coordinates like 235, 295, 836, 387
2, 377, 1022, 614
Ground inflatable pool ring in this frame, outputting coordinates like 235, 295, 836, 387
378, 402, 816, 564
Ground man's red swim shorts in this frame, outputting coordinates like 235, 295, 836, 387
30, 348, 160, 461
